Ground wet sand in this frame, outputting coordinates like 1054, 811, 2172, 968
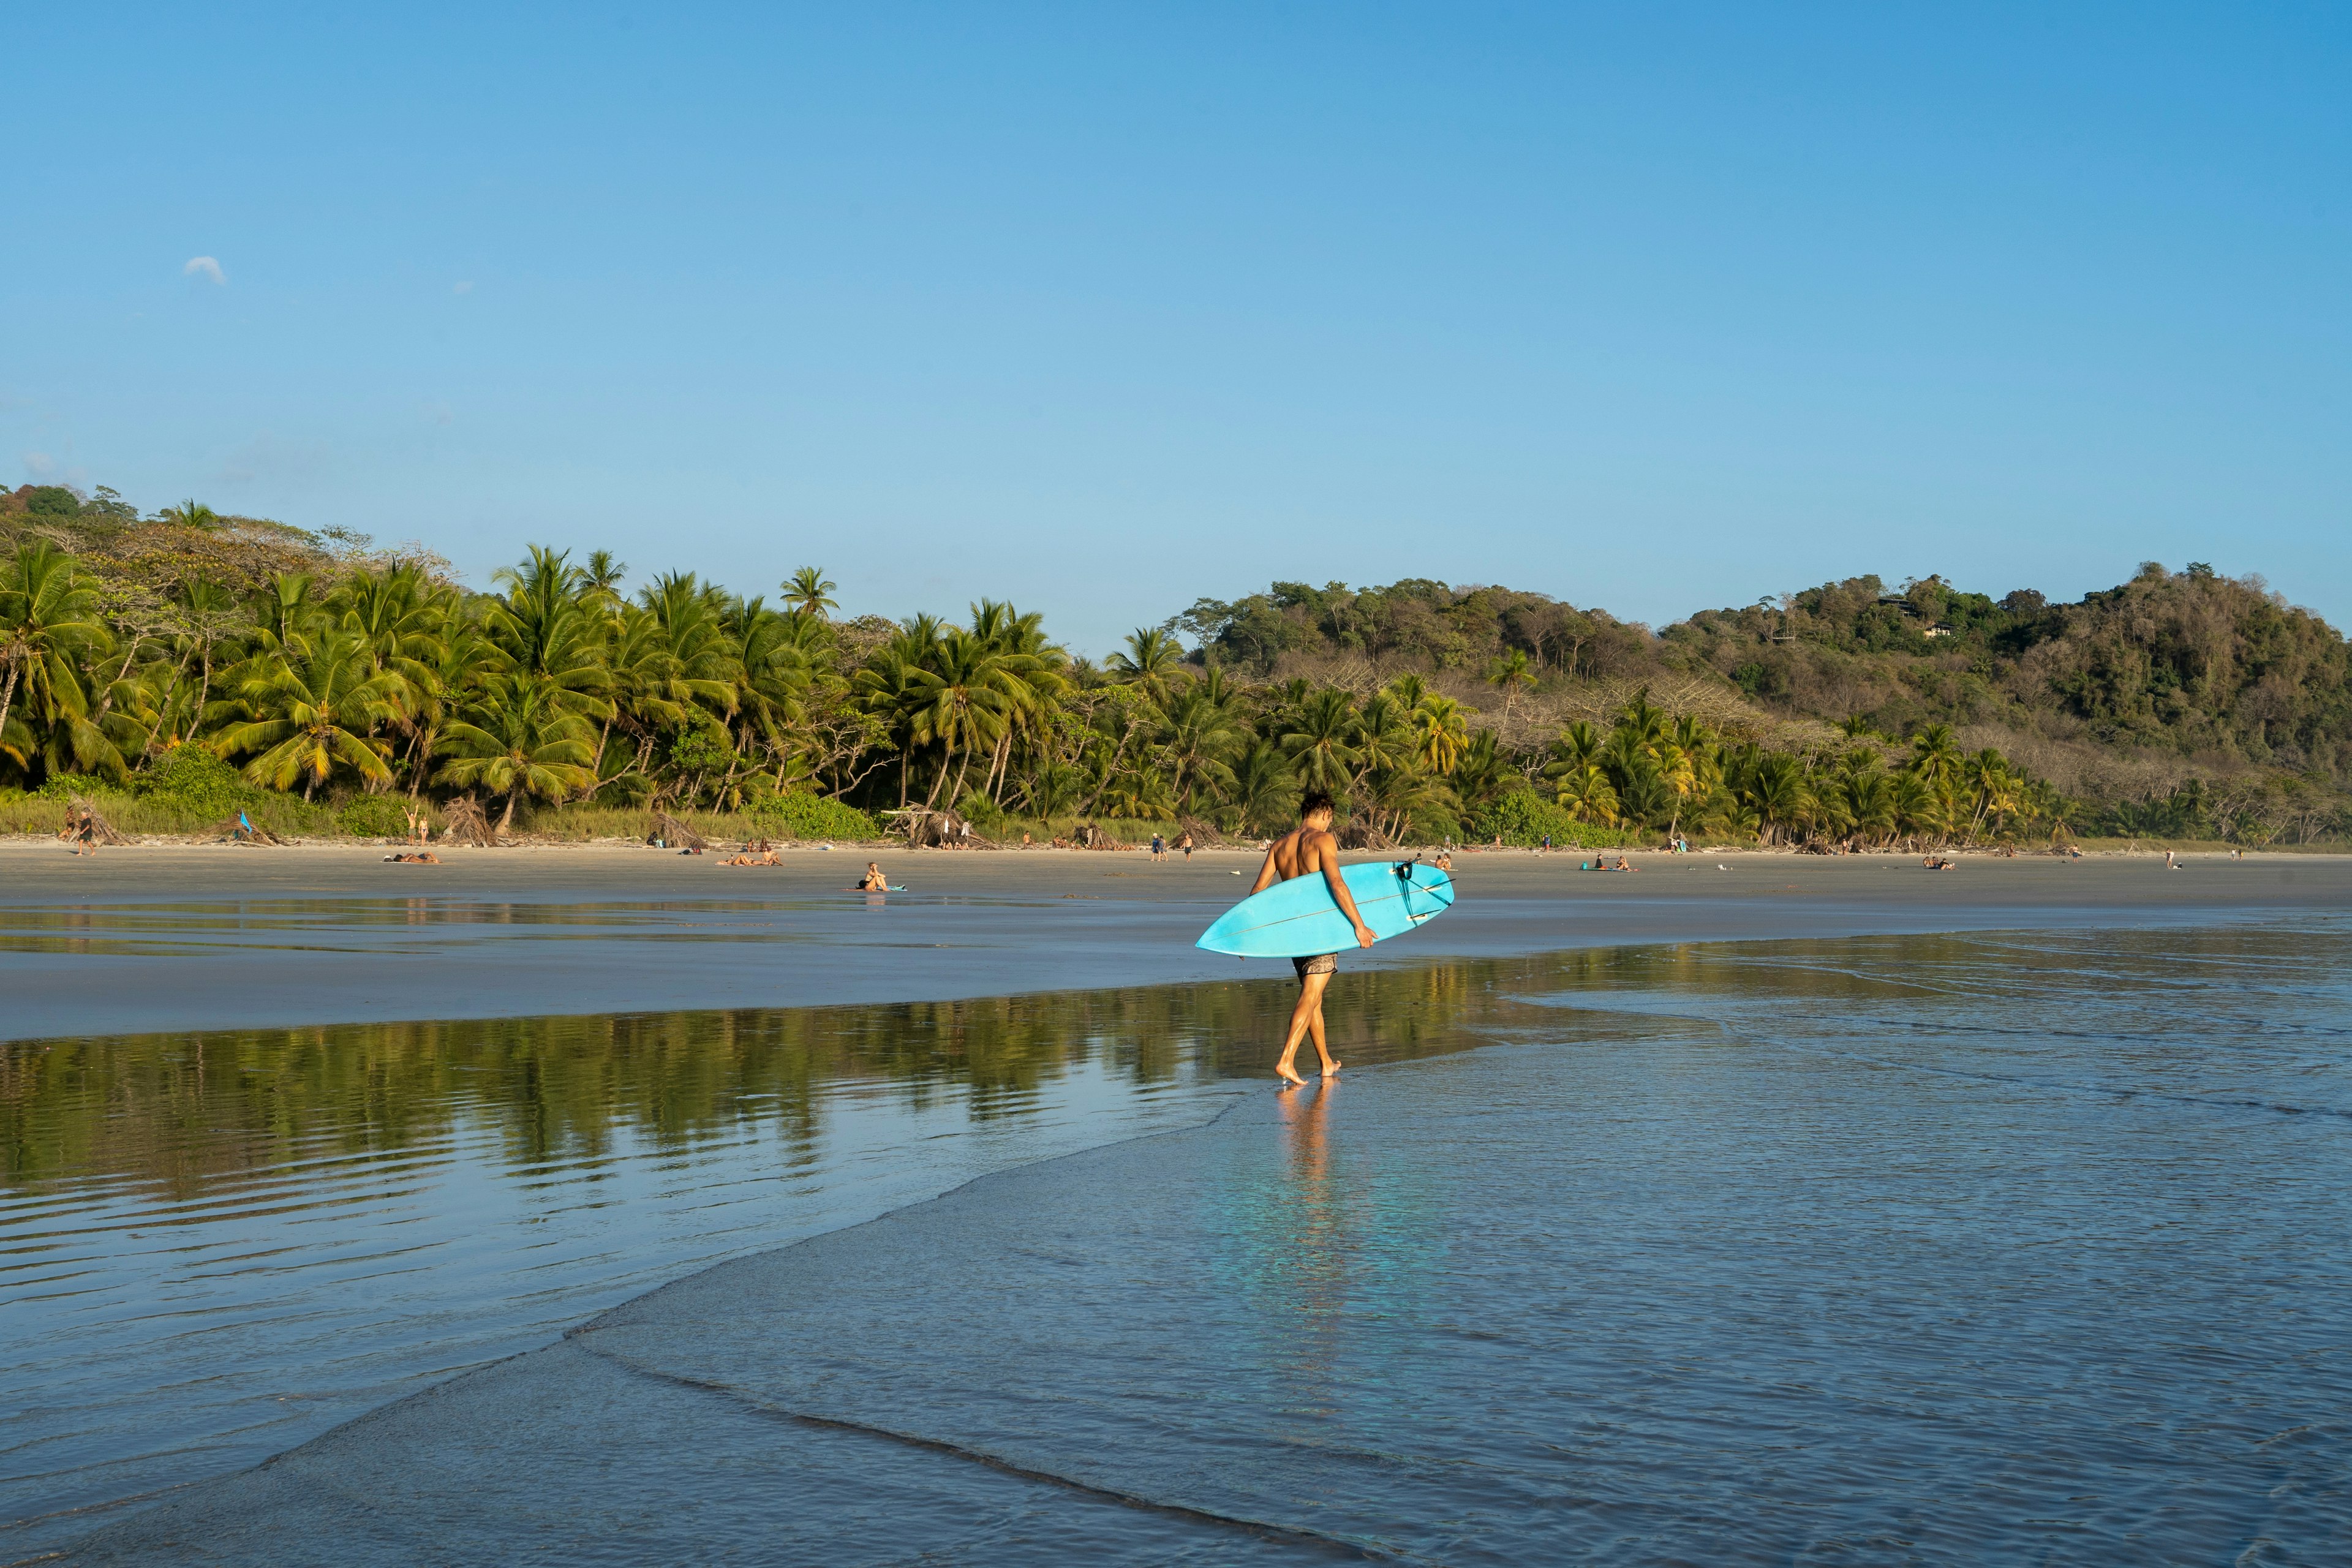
4, 840, 2345, 1042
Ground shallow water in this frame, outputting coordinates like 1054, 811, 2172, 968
23, 920, 2352, 1562
1, 959, 1569, 1554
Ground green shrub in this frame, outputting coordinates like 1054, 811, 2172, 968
1468, 790, 1637, 849
745, 791, 881, 842
34, 772, 111, 801
135, 745, 262, 817
336, 795, 414, 839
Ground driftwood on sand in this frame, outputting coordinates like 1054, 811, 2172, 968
64, 798, 135, 846
1337, 820, 1395, 851
442, 796, 499, 847
647, 809, 709, 850
209, 814, 286, 845
887, 807, 987, 848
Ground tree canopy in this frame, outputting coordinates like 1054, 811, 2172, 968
3, 483, 2345, 848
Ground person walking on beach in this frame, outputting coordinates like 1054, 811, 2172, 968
1177, 830, 1194, 862
1249, 790, 1376, 1088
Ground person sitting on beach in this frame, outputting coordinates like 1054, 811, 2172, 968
856, 862, 889, 891
1250, 790, 1376, 1089
1433, 848, 1452, 872
1615, 854, 1635, 872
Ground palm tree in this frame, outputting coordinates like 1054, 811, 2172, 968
1351, 693, 1417, 785
1155, 684, 1246, 809
1449, 729, 1514, 814
0, 542, 117, 778
1844, 766, 1898, 846
1617, 690, 1669, 748
724, 595, 815, 787
1744, 753, 1812, 845
1485, 648, 1535, 724
1910, 723, 1962, 789
636, 572, 742, 718
214, 632, 405, 799
785, 567, 839, 621
1228, 739, 1295, 834
1281, 688, 1359, 793
1411, 694, 1470, 775
1109, 627, 1186, 711
436, 675, 598, 832
488, 547, 612, 717
581, 551, 629, 605
1553, 761, 1619, 825
905, 628, 1023, 808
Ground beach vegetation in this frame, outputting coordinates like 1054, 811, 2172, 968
4, 484, 2350, 848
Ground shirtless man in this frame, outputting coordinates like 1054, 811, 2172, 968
1249, 790, 1376, 1087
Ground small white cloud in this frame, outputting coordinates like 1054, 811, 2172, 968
23, 450, 56, 478
452, 280, 474, 294
184, 255, 226, 284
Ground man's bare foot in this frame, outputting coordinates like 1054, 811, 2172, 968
1276, 1066, 1308, 1088
1320, 1060, 1342, 1076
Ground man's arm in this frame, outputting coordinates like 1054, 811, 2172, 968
1248, 839, 1283, 894
1314, 832, 1378, 948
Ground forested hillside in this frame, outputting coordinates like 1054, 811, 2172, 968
5, 481, 2346, 847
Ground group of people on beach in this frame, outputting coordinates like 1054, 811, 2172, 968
1147, 831, 1196, 862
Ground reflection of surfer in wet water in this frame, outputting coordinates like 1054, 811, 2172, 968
1249, 790, 1376, 1088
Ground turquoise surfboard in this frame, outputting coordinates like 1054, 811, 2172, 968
1196, 859, 1455, 958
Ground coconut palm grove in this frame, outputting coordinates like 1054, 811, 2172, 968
4, 482, 2348, 849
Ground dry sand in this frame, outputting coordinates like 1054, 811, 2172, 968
1, 839, 2344, 1043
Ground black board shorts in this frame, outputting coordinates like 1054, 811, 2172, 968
1292, 952, 1338, 980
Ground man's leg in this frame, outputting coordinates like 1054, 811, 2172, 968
1305, 980, 1340, 1075
1275, 970, 1335, 1084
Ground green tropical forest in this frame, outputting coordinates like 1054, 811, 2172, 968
5, 480, 2346, 850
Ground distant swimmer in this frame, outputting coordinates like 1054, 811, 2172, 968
1248, 790, 1375, 1088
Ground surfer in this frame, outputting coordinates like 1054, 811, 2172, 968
1250, 790, 1376, 1087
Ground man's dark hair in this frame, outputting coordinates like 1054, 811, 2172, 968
1300, 790, 1336, 820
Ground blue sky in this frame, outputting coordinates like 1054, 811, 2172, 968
6, 3, 2346, 652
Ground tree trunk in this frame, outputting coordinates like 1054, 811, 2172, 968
93, 636, 145, 722
0, 659, 18, 755
922, 742, 955, 809
499, 790, 519, 834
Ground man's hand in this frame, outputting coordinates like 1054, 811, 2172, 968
1353, 921, 1376, 949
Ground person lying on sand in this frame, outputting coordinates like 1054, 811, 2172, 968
383, 851, 442, 864
856, 862, 889, 891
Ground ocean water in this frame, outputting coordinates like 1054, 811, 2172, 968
20, 920, 2352, 1562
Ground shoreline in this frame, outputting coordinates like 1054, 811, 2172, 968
4, 840, 2346, 1044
